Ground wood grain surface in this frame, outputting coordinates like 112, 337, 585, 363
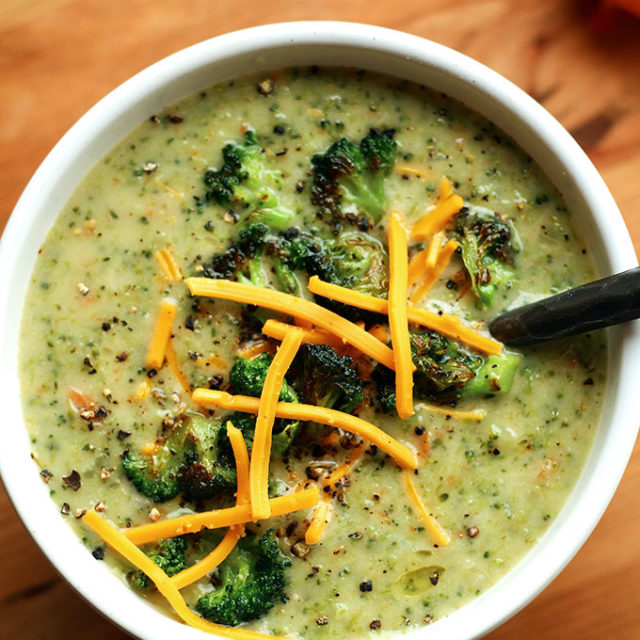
1, 1, 639, 638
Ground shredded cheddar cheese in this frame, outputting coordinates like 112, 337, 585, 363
172, 526, 243, 590
415, 402, 485, 421
409, 239, 459, 304
307, 276, 501, 355
425, 231, 445, 269
131, 378, 151, 402
146, 298, 177, 370
192, 389, 418, 470
237, 341, 273, 360
438, 177, 453, 203
227, 421, 250, 505
82, 512, 287, 639
184, 278, 396, 370
124, 486, 320, 546
407, 248, 429, 288
251, 330, 304, 519
367, 324, 389, 344
411, 194, 464, 241
155, 247, 182, 281
305, 498, 333, 545
262, 319, 342, 348
388, 212, 414, 419
402, 470, 451, 547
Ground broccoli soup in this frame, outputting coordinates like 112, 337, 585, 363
20, 67, 606, 639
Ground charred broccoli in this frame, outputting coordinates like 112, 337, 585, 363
128, 537, 186, 590
202, 222, 299, 293
203, 131, 292, 230
311, 128, 397, 229
373, 330, 521, 411
291, 344, 364, 414
195, 529, 291, 626
455, 209, 517, 306
121, 414, 236, 503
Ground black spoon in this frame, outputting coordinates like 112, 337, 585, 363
488, 267, 640, 347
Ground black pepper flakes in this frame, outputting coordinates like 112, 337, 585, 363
273, 125, 285, 135
101, 322, 111, 332
359, 580, 373, 592
40, 469, 53, 483
466, 526, 480, 538
583, 377, 594, 386
147, 368, 158, 378
115, 351, 128, 362
117, 430, 132, 441
62, 470, 82, 491
429, 571, 440, 586
369, 620, 382, 631
414, 426, 425, 435
168, 114, 183, 124
60, 503, 70, 515
315, 616, 329, 626
92, 546, 105, 560
185, 316, 196, 331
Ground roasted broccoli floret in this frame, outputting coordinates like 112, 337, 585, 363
311, 128, 397, 229
128, 537, 187, 590
121, 414, 236, 503
291, 344, 364, 414
201, 222, 299, 293
277, 227, 388, 322
178, 415, 237, 501
373, 330, 521, 411
455, 209, 516, 306
229, 354, 300, 454
195, 529, 291, 626
203, 131, 292, 230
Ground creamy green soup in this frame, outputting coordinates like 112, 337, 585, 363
20, 67, 605, 639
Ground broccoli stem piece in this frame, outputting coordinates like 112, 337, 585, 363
195, 529, 291, 626
461, 352, 521, 396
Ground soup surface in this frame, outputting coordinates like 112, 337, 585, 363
20, 67, 606, 639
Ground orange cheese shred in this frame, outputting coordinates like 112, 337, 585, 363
184, 278, 396, 371
171, 526, 243, 590
237, 340, 273, 360
305, 498, 333, 545
438, 177, 453, 203
425, 231, 445, 269
227, 421, 251, 505
409, 239, 459, 304
146, 298, 177, 370
307, 276, 501, 355
402, 470, 451, 547
192, 389, 418, 471
155, 247, 183, 281
124, 486, 320, 546
415, 402, 485, 421
262, 319, 342, 349
411, 194, 464, 241
368, 324, 390, 344
407, 249, 429, 288
388, 212, 414, 419
322, 444, 366, 491
251, 330, 304, 520
82, 512, 288, 639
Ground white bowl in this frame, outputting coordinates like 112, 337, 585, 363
1, 21, 638, 640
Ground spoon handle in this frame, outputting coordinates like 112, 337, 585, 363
489, 267, 640, 347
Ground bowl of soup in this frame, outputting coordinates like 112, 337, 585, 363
1, 21, 638, 640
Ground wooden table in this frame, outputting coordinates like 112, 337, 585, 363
1, 1, 639, 638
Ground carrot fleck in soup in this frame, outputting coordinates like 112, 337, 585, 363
20, 67, 606, 639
